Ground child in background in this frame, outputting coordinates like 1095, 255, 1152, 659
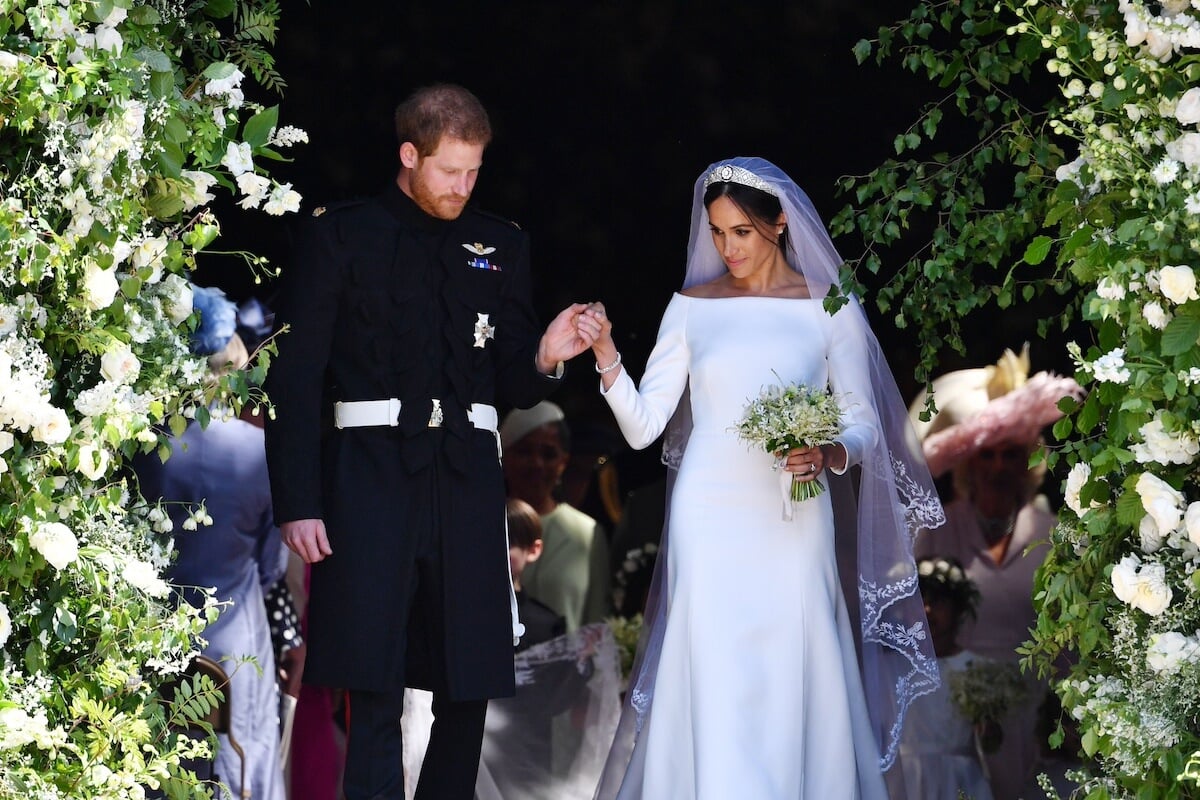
507, 498, 567, 652
898, 557, 994, 800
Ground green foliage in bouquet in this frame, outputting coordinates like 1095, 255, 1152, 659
845, 0, 1200, 795
0, 1, 304, 797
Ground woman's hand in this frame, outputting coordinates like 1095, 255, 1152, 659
782, 443, 847, 481
578, 303, 622, 387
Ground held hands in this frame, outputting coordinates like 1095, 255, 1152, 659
577, 303, 620, 386
282, 518, 333, 564
782, 443, 847, 482
537, 303, 598, 374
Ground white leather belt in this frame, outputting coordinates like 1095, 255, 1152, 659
333, 399, 499, 434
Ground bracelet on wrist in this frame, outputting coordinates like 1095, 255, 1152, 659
595, 352, 622, 375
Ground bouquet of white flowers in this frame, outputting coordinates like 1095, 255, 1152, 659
734, 379, 844, 519
948, 658, 1027, 752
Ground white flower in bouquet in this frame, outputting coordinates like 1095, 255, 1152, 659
75, 443, 110, 482
1065, 461, 1095, 517
179, 169, 218, 211
159, 274, 193, 325
1112, 553, 1173, 615
1146, 631, 1200, 674
1176, 87, 1200, 124
1142, 300, 1171, 329
1166, 133, 1200, 169
122, 557, 168, 598
100, 342, 140, 385
1091, 347, 1132, 383
1158, 265, 1199, 305
29, 521, 79, 571
82, 261, 120, 311
1132, 413, 1199, 465
32, 405, 71, 445
0, 601, 10, 648
263, 182, 302, 216
130, 235, 168, 284
1186, 502, 1200, 549
735, 379, 844, 513
1135, 471, 1185, 534
221, 140, 254, 176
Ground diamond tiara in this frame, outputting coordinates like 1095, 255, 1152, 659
702, 164, 779, 198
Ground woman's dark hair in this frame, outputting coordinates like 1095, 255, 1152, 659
703, 181, 790, 256
506, 498, 542, 550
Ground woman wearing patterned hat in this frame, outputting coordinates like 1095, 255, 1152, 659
910, 346, 1082, 800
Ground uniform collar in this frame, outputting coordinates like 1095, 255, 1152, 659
381, 181, 456, 234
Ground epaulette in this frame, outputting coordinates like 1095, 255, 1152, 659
309, 198, 369, 218
472, 207, 522, 230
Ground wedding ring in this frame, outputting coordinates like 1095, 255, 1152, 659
809, 463, 816, 474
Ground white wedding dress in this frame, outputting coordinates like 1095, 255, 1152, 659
601, 294, 889, 800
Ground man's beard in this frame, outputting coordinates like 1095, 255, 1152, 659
410, 169, 469, 220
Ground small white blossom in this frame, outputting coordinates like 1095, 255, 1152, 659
123, 557, 168, 598
268, 125, 309, 147
1136, 471, 1186, 536
1065, 462, 1094, 517
100, 342, 140, 384
221, 141, 254, 176
1092, 348, 1132, 383
180, 170, 218, 211
1152, 158, 1181, 185
262, 182, 302, 216
1131, 414, 1200, 465
1147, 631, 1200, 673
0, 601, 10, 648
75, 443, 110, 481
1097, 277, 1127, 300
82, 262, 120, 311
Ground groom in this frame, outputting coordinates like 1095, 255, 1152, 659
264, 83, 596, 799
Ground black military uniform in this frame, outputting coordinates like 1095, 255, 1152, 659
264, 183, 561, 797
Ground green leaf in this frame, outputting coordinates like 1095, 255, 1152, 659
149, 70, 176, 99
1116, 488, 1145, 527
242, 106, 279, 149
853, 39, 872, 65
202, 61, 238, 81
205, 0, 237, 18
1162, 315, 1200, 356
133, 47, 172, 73
128, 5, 161, 25
1023, 236, 1053, 265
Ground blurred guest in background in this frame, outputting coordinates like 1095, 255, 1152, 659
911, 345, 1082, 800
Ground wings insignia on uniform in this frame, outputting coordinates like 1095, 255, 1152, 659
462, 242, 497, 255
312, 206, 326, 217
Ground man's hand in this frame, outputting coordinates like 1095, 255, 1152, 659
282, 518, 333, 563
536, 303, 596, 374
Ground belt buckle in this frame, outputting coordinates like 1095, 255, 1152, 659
428, 399, 444, 428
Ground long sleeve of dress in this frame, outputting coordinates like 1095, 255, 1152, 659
600, 295, 691, 450
827, 301, 881, 473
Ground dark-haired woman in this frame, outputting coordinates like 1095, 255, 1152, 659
579, 158, 945, 799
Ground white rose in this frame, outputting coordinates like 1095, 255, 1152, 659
1147, 631, 1198, 673
1132, 562, 1173, 616
100, 342, 140, 384
1186, 502, 1200, 549
1064, 462, 1092, 517
130, 236, 168, 284
1146, 29, 1175, 61
32, 406, 71, 445
1177, 88, 1200, 125
221, 141, 254, 176
1162, 0, 1191, 13
0, 601, 10, 648
160, 274, 193, 325
1167, 133, 1200, 169
1141, 514, 1166, 553
0, 431, 12, 453
1143, 301, 1171, 330
0, 51, 18, 70
1136, 472, 1186, 534
93, 24, 122, 54
1159, 265, 1200, 305
123, 558, 168, 598
1111, 554, 1141, 604
82, 262, 120, 311
29, 521, 79, 570
75, 443, 110, 481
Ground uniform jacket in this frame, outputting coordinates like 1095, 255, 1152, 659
264, 183, 560, 698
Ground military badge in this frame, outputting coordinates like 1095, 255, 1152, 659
464, 242, 501, 271
473, 313, 496, 348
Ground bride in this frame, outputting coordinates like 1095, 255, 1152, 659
578, 158, 945, 799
